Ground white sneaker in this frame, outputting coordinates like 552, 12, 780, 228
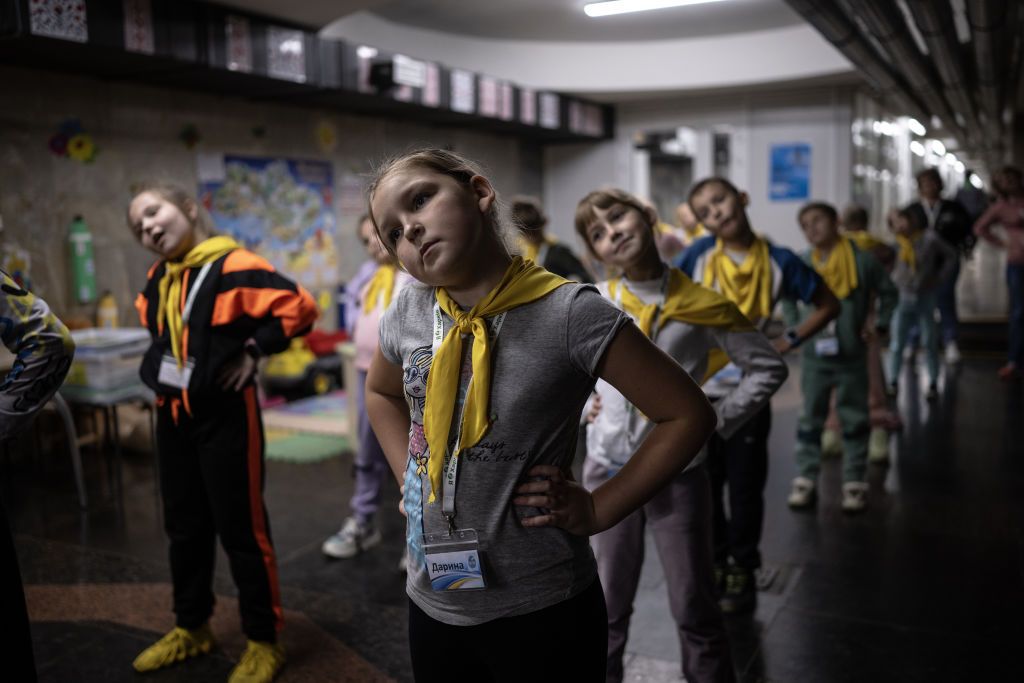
787, 477, 816, 508
321, 517, 382, 559
944, 341, 961, 364
867, 427, 889, 464
841, 482, 869, 513
820, 429, 842, 458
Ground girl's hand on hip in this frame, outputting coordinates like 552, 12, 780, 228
218, 351, 258, 392
513, 465, 597, 536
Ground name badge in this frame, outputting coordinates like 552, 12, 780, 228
157, 354, 195, 389
814, 337, 840, 357
424, 528, 486, 591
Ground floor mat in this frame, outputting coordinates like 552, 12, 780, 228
263, 391, 351, 462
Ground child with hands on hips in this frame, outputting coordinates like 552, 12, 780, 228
676, 177, 839, 615
322, 215, 413, 560
577, 188, 788, 683
364, 149, 717, 683
128, 182, 318, 683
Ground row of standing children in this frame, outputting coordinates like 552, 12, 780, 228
119, 150, 917, 683
573, 187, 789, 682
363, 149, 720, 682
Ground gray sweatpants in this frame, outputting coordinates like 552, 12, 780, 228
584, 458, 736, 683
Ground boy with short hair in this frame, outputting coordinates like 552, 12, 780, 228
678, 177, 840, 614
784, 202, 897, 512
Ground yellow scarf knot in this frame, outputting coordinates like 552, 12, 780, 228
157, 236, 240, 367
422, 256, 569, 503
811, 237, 859, 300
702, 236, 773, 322
609, 267, 753, 382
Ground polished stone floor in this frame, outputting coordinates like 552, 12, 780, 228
5, 353, 1024, 682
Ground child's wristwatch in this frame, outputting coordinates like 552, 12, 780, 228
783, 328, 802, 348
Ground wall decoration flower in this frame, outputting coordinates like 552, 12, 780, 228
316, 120, 337, 153
67, 134, 97, 162
48, 119, 98, 163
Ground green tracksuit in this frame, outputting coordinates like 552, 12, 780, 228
783, 243, 898, 483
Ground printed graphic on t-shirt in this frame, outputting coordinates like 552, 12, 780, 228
402, 339, 478, 569
403, 345, 432, 567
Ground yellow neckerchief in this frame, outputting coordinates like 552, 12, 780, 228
654, 221, 675, 236
843, 229, 882, 252
157, 235, 240, 366
896, 230, 921, 274
424, 256, 569, 503
608, 267, 754, 382
811, 237, 859, 300
362, 263, 397, 314
702, 235, 773, 322
684, 223, 708, 240
519, 234, 557, 263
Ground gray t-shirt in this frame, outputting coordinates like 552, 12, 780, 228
379, 282, 629, 625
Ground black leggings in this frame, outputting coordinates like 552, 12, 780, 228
408, 578, 608, 683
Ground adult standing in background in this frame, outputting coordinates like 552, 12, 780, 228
973, 166, 1024, 381
905, 168, 973, 365
956, 170, 990, 224
0, 270, 75, 683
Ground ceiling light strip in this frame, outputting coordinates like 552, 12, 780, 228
584, 0, 731, 19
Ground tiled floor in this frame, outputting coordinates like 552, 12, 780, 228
5, 355, 1024, 682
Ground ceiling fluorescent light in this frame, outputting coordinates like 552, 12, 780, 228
585, 0, 730, 18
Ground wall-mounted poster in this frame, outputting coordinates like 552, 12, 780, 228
267, 27, 306, 82
769, 143, 811, 201
226, 15, 253, 72
422, 62, 441, 107
539, 93, 560, 130
29, 0, 88, 42
519, 88, 536, 125
123, 0, 154, 54
450, 69, 476, 114
199, 156, 338, 291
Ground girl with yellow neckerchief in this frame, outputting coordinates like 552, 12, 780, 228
678, 177, 840, 616
322, 216, 413, 562
128, 182, 317, 683
364, 149, 717, 682
575, 187, 788, 683
783, 202, 897, 517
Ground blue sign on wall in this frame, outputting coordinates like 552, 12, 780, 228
770, 143, 811, 201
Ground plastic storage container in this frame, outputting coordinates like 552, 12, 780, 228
64, 328, 150, 390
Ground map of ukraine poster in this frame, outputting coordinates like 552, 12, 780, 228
199, 156, 338, 292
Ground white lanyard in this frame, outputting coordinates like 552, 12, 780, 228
181, 262, 214, 326
431, 297, 507, 527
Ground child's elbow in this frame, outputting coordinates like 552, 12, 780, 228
694, 393, 718, 443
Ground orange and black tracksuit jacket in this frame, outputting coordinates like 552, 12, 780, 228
135, 249, 317, 641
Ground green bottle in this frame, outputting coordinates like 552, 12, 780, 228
68, 215, 97, 304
